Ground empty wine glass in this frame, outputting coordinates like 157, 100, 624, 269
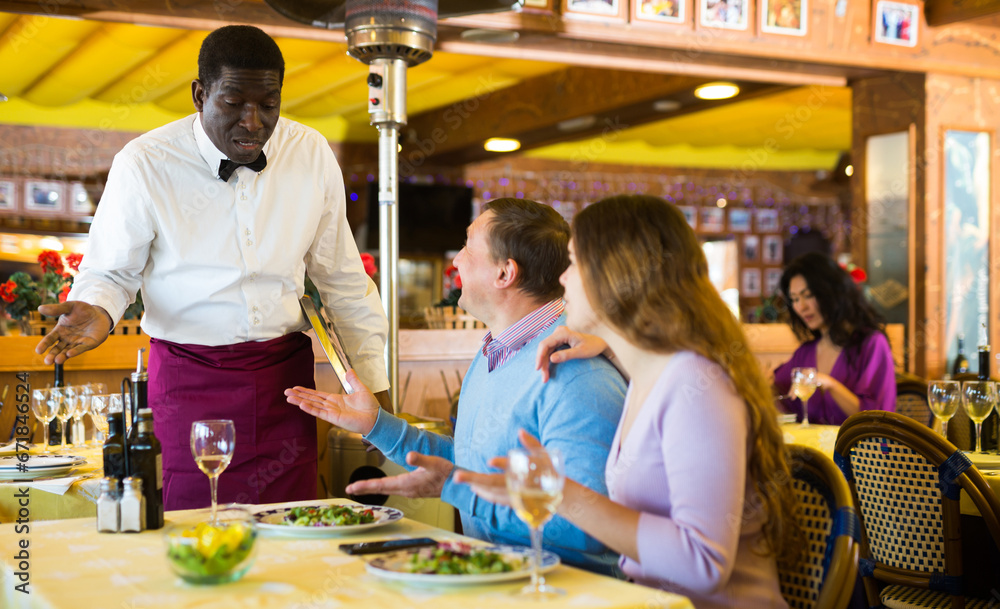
928, 380, 961, 439
506, 446, 565, 600
191, 420, 236, 523
89, 394, 115, 443
30, 388, 55, 453
963, 381, 996, 453
791, 367, 819, 428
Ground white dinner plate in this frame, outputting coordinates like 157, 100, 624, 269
365, 543, 560, 586
254, 504, 403, 537
0, 455, 85, 470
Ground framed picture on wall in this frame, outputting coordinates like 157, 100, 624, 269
756, 208, 779, 232
24, 180, 65, 213
874, 0, 918, 47
765, 268, 783, 296
700, 207, 725, 232
761, 0, 807, 35
563, 0, 627, 21
69, 182, 95, 215
633, 0, 686, 24
0, 179, 16, 212
728, 208, 751, 232
678, 205, 698, 229
699, 0, 749, 30
762, 235, 783, 264
741, 268, 761, 297
743, 235, 760, 262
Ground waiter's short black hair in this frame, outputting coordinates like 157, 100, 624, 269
198, 25, 285, 89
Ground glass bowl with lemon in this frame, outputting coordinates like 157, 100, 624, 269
164, 505, 257, 584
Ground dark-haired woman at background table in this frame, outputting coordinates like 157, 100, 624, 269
772, 252, 896, 425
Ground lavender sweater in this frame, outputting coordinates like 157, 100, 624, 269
773, 331, 896, 425
607, 352, 787, 609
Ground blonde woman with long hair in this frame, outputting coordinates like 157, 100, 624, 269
456, 195, 799, 608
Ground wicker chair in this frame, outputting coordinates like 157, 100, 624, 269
779, 445, 860, 609
423, 306, 485, 330
834, 410, 1000, 609
895, 373, 931, 427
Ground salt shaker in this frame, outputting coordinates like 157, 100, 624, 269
120, 476, 146, 533
96, 477, 120, 533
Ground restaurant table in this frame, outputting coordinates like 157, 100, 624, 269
0, 445, 102, 523
781, 422, 1000, 516
0, 498, 694, 609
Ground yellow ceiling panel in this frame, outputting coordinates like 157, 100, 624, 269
0, 12, 19, 34
526, 141, 841, 171
0, 97, 184, 132
94, 30, 203, 106
0, 15, 102, 96
274, 36, 347, 63
154, 84, 196, 115
291, 81, 370, 117
281, 53, 368, 109
23, 23, 188, 107
405, 73, 521, 115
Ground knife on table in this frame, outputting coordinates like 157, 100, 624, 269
299, 296, 354, 395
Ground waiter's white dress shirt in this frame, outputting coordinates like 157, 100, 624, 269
70, 114, 389, 392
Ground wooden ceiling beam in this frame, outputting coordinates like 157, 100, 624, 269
400, 66, 790, 167
925, 0, 1000, 26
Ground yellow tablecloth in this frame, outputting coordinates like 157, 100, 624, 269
781, 423, 1000, 516
0, 498, 693, 609
0, 446, 102, 523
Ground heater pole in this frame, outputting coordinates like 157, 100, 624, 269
370, 57, 408, 413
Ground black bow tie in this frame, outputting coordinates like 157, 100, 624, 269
218, 152, 267, 182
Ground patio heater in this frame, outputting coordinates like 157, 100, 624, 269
263, 0, 522, 411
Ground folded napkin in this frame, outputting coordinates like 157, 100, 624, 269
3, 473, 96, 496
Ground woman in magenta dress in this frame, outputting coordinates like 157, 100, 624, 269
457, 195, 800, 609
773, 252, 896, 425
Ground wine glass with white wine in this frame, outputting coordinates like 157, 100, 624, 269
506, 446, 565, 600
190, 420, 236, 523
962, 381, 996, 454
927, 380, 961, 439
791, 367, 819, 428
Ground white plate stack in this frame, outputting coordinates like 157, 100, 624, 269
0, 454, 86, 481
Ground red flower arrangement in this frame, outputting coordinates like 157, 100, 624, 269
840, 262, 867, 284
360, 252, 377, 278
438, 265, 462, 307
1, 250, 81, 321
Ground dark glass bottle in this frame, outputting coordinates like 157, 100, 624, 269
102, 412, 127, 487
952, 334, 970, 376
128, 408, 164, 530
48, 363, 65, 446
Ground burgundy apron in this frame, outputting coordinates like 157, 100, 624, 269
148, 332, 317, 510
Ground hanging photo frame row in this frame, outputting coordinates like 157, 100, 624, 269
0, 176, 95, 216
560, 0, 806, 35
676, 205, 780, 234
742, 267, 784, 297
559, 0, 918, 45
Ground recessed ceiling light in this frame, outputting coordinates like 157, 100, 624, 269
556, 115, 596, 132
484, 138, 520, 152
845, 164, 854, 177
716, 198, 727, 208
652, 99, 681, 112
694, 82, 740, 100
460, 29, 520, 43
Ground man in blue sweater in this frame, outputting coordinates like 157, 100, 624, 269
285, 198, 626, 573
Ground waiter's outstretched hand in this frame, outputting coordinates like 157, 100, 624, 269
35, 301, 113, 365
285, 370, 380, 435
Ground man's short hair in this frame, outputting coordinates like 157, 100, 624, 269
482, 198, 570, 302
198, 25, 285, 89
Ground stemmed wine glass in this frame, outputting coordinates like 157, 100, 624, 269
191, 420, 236, 523
63, 386, 84, 448
506, 446, 565, 600
791, 367, 819, 428
30, 388, 55, 453
928, 380, 961, 439
962, 381, 996, 454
